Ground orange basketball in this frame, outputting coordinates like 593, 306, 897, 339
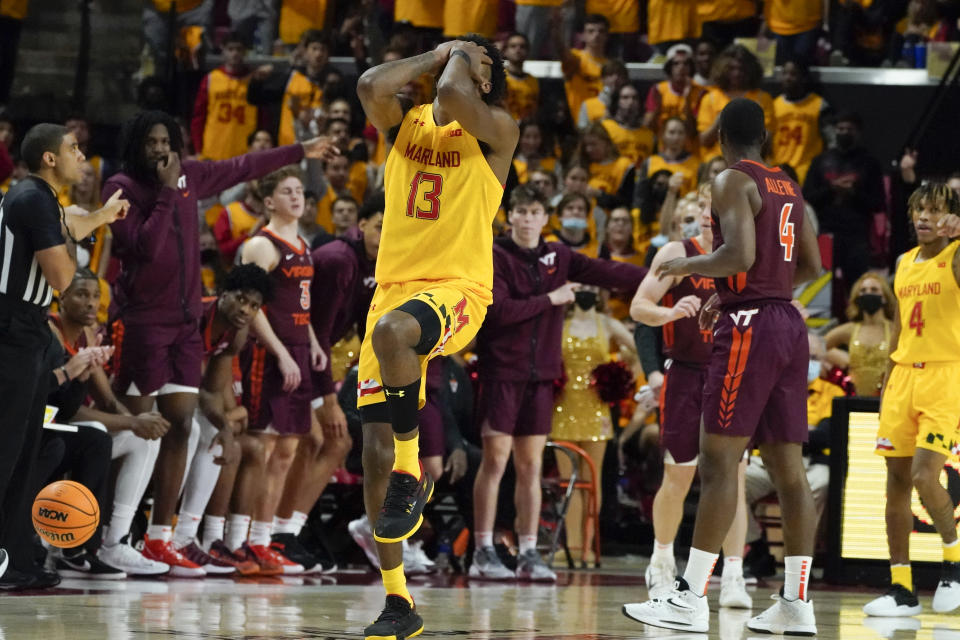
32, 480, 100, 548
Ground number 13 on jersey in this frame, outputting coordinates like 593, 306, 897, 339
407, 171, 443, 220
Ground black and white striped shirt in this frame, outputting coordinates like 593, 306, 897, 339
0, 176, 65, 311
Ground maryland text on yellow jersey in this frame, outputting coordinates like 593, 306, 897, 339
892, 240, 960, 364
379, 103, 503, 290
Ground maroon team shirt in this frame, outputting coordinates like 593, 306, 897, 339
712, 160, 805, 309
200, 297, 237, 362
257, 229, 313, 346
662, 238, 715, 365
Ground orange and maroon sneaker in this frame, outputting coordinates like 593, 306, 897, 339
247, 542, 304, 575
234, 541, 283, 576
142, 537, 205, 578
207, 540, 260, 576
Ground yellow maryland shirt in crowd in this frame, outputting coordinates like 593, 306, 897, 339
278, 70, 323, 147
772, 93, 824, 184
395, 0, 444, 28
647, 153, 700, 196
380, 103, 503, 289
589, 156, 634, 197
601, 119, 655, 167
152, 0, 203, 11
564, 49, 607, 125
697, 88, 775, 160
766, 0, 823, 36
200, 69, 258, 160
647, 0, 701, 44
443, 0, 497, 37
649, 80, 708, 131
279, 0, 328, 44
891, 240, 960, 364
314, 185, 342, 232
347, 160, 368, 203
505, 72, 539, 122
698, 0, 756, 23
808, 377, 845, 426
585, 0, 640, 33
581, 95, 609, 123
512, 156, 557, 184
0, 0, 29, 19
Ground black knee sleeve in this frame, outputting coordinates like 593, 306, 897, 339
396, 298, 441, 356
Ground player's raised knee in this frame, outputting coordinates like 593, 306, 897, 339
371, 310, 422, 357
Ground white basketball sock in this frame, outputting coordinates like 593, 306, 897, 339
475, 531, 493, 549
784, 556, 812, 601
723, 556, 744, 579
682, 547, 719, 596
651, 539, 674, 564
202, 515, 225, 549
248, 520, 273, 547
103, 503, 137, 547
172, 510, 203, 548
224, 514, 251, 551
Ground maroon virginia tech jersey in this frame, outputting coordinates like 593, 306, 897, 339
662, 238, 715, 365
200, 297, 238, 363
713, 160, 804, 308
257, 229, 313, 346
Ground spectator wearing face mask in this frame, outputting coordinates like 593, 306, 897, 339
803, 110, 884, 287
824, 272, 896, 396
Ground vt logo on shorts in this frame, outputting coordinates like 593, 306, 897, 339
729, 308, 759, 327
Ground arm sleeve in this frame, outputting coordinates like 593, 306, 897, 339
13, 190, 65, 251
191, 144, 306, 200
485, 255, 554, 327
309, 248, 353, 397
634, 322, 663, 376
103, 181, 177, 262
191, 75, 210, 156
567, 251, 648, 292
802, 155, 831, 209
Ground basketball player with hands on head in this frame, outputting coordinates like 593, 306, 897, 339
623, 98, 822, 635
862, 183, 960, 617
357, 34, 518, 640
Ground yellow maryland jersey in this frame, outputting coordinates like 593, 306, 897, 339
772, 93, 824, 184
279, 0, 328, 44
202, 69, 257, 160
651, 80, 707, 131
394, 0, 443, 28
221, 201, 260, 239
697, 88, 775, 160
564, 49, 607, 125
648, 0, 701, 44
314, 185, 341, 233
601, 119, 655, 167
648, 153, 700, 195
443, 0, 497, 37
698, 0, 755, 23
278, 70, 323, 147
585, 0, 640, 33
891, 241, 960, 364
588, 156, 634, 197
380, 103, 503, 289
348, 160, 368, 203
766, 0, 823, 36
505, 72, 539, 122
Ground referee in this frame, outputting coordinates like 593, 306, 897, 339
0, 123, 127, 590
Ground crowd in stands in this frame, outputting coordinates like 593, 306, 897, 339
0, 0, 958, 587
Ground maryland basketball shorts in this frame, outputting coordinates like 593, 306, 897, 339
357, 279, 491, 422
876, 362, 960, 459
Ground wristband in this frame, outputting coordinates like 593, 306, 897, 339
60, 366, 71, 382
451, 49, 471, 65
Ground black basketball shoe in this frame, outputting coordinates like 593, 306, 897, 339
373, 466, 434, 544
364, 595, 423, 640
270, 533, 319, 574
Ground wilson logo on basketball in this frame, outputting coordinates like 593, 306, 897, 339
37, 507, 69, 522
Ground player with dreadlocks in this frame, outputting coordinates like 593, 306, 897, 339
101, 109, 336, 575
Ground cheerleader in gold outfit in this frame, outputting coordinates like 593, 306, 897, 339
552, 286, 637, 565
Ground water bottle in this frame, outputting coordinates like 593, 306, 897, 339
902, 41, 915, 66
914, 42, 927, 69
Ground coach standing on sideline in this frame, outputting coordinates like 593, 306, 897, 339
0, 123, 127, 590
